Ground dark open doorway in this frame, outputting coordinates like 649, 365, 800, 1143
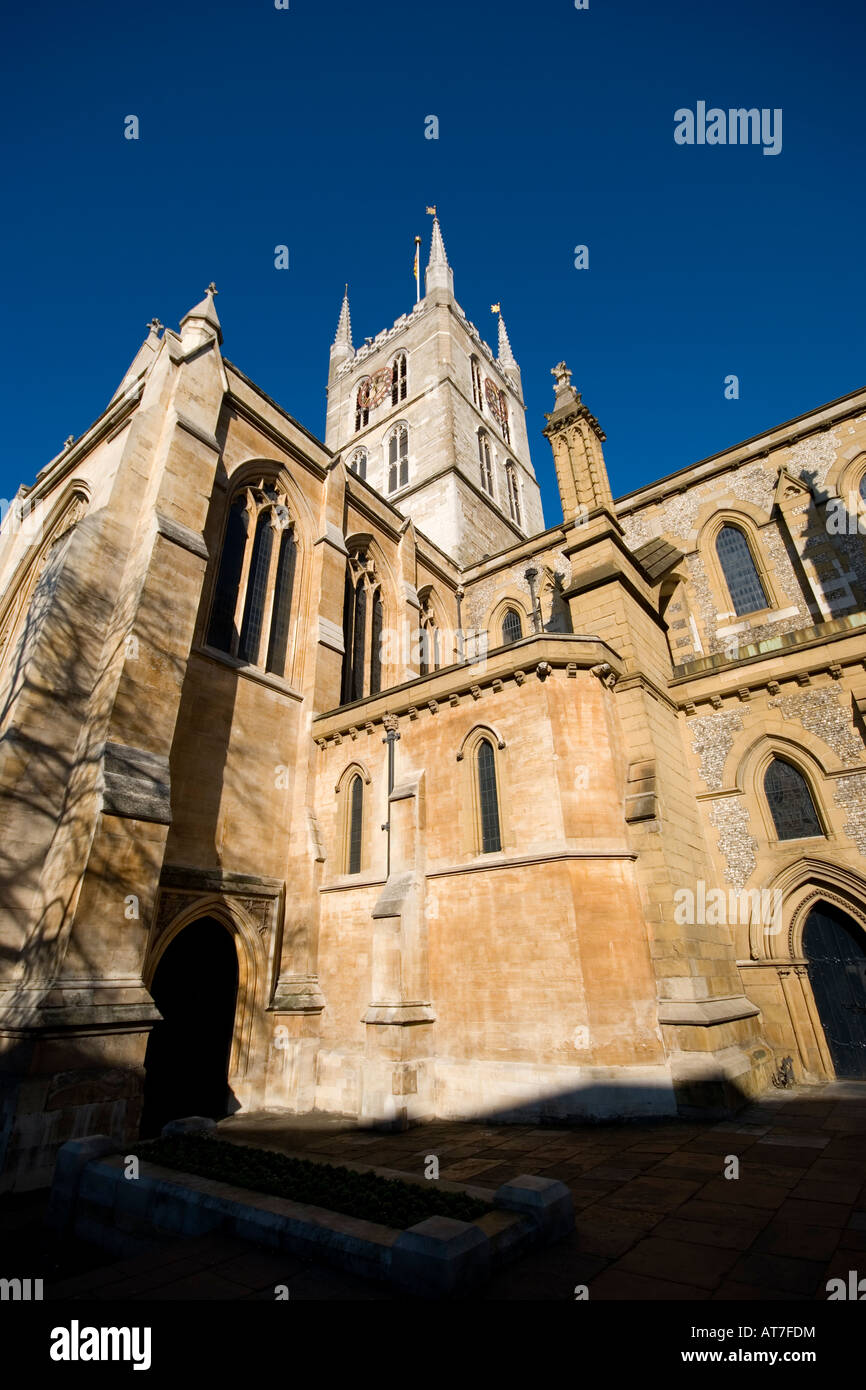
140, 916, 239, 1137
804, 902, 866, 1079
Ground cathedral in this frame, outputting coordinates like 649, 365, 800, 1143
2, 216, 866, 1192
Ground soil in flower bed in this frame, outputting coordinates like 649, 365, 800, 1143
138, 1133, 491, 1230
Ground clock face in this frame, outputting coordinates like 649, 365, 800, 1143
484, 378, 505, 427
359, 367, 393, 411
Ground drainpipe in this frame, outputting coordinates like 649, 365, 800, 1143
381, 713, 400, 878
524, 567, 542, 633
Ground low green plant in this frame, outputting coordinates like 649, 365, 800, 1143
138, 1134, 490, 1230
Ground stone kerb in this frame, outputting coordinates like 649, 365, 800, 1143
48, 1131, 574, 1296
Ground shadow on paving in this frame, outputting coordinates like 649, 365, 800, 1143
6, 1081, 865, 1300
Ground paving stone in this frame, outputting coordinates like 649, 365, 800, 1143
752, 1221, 840, 1262
613, 1235, 741, 1290
651, 1215, 762, 1252
727, 1252, 826, 1296
711, 1281, 809, 1301
775, 1197, 853, 1227
588, 1268, 709, 1300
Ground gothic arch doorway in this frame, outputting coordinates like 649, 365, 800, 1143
804, 902, 866, 1079
141, 916, 239, 1136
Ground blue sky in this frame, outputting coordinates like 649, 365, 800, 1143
2, 0, 864, 525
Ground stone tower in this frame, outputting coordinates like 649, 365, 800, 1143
324, 215, 545, 565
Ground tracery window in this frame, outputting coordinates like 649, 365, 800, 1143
716, 525, 769, 616
501, 608, 523, 645
207, 482, 297, 676
764, 758, 823, 841
505, 462, 521, 525
341, 548, 384, 703
391, 353, 407, 406
477, 738, 502, 853
348, 448, 367, 480
478, 431, 493, 495
387, 424, 409, 493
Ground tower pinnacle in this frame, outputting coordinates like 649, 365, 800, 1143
424, 213, 453, 297
493, 304, 522, 399
329, 285, 354, 377
543, 361, 612, 519
333, 284, 352, 349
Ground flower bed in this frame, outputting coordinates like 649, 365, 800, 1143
139, 1133, 490, 1230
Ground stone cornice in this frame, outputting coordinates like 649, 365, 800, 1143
672, 624, 866, 709
426, 846, 638, 878
311, 634, 623, 742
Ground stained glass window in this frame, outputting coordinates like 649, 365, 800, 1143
348, 775, 363, 874
764, 758, 822, 840
716, 525, 769, 616
477, 739, 502, 853
502, 608, 522, 645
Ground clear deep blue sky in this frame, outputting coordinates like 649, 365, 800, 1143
2, 0, 864, 524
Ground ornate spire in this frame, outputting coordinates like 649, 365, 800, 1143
424, 212, 454, 297
333, 284, 352, 349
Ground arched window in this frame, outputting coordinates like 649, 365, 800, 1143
347, 774, 364, 874
355, 379, 370, 432
501, 608, 522, 645
471, 355, 483, 410
499, 391, 510, 445
858, 472, 866, 506
0, 487, 89, 673
477, 739, 502, 853
388, 425, 409, 493
207, 484, 298, 677
391, 353, 407, 406
341, 549, 384, 703
764, 758, 823, 841
505, 462, 521, 525
348, 448, 367, 480
716, 525, 769, 616
478, 431, 493, 495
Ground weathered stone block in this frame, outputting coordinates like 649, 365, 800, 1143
391, 1216, 490, 1295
